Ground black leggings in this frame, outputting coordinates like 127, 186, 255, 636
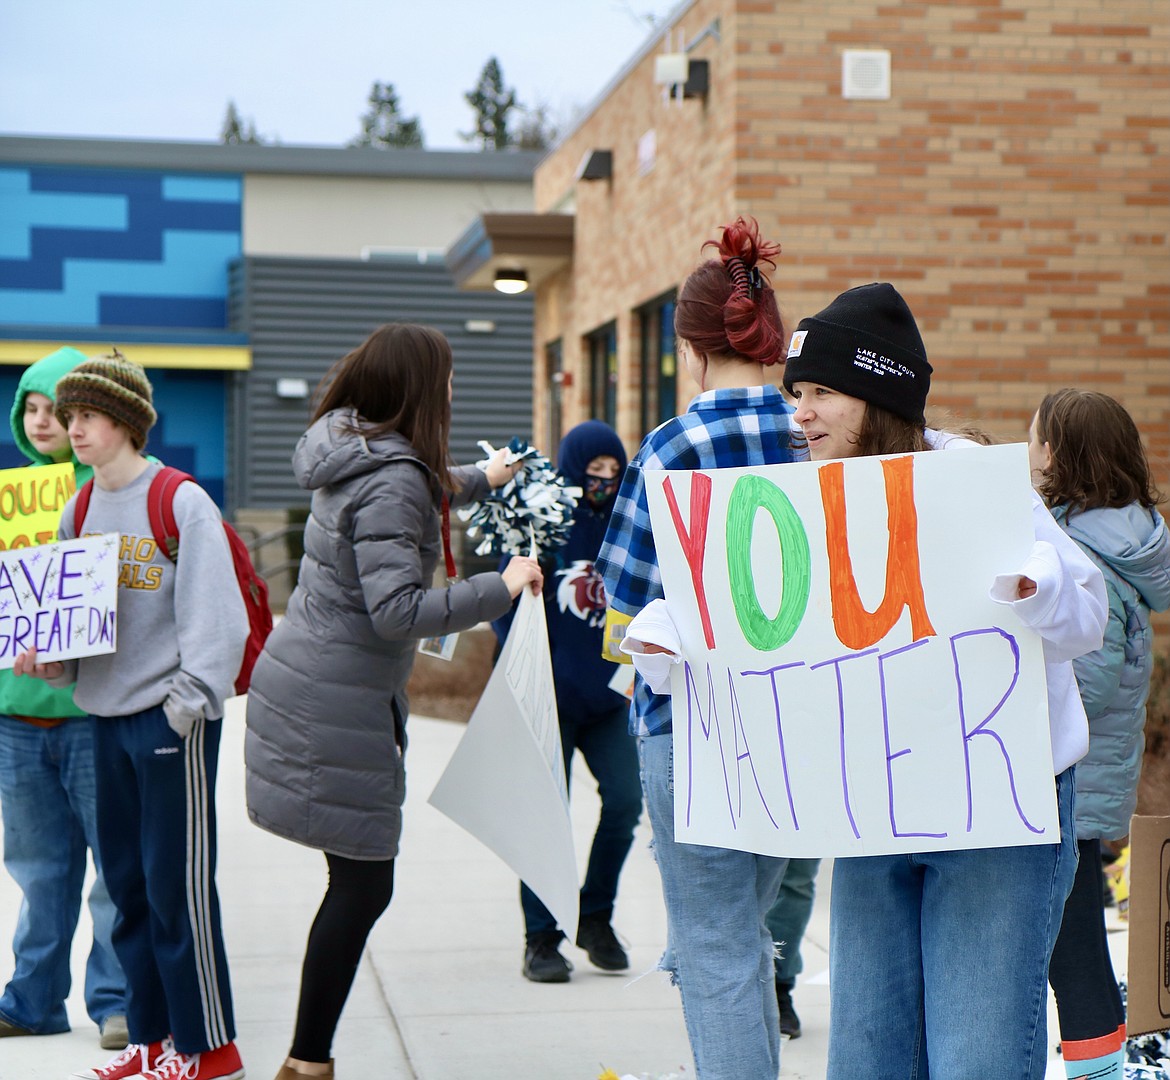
1048, 838, 1125, 1042
289, 852, 396, 1063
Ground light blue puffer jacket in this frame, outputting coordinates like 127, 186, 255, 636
1052, 503, 1170, 839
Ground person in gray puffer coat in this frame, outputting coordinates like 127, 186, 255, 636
244, 323, 543, 1080
1031, 388, 1170, 1079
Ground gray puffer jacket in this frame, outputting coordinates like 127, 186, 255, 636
1052, 503, 1170, 840
245, 408, 512, 859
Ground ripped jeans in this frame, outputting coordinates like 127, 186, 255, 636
638, 733, 788, 1080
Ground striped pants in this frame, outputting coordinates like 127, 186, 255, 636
93, 708, 234, 1054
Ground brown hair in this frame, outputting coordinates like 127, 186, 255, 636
854, 405, 931, 457
789, 401, 989, 457
674, 216, 785, 366
312, 323, 456, 492
1033, 388, 1161, 515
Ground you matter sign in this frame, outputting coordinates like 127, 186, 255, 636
644, 442, 1054, 858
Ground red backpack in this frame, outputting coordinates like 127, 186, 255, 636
73, 466, 273, 696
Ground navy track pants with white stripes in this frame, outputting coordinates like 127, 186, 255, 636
92, 707, 235, 1053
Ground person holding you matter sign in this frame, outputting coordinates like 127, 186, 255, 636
623, 283, 1108, 1078
779, 286, 1105, 1078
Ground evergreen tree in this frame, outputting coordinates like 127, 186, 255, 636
220, 100, 262, 145
463, 57, 517, 151
351, 82, 424, 149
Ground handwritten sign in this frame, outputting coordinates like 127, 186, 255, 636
0, 534, 119, 669
429, 587, 579, 939
0, 464, 76, 550
645, 442, 1054, 858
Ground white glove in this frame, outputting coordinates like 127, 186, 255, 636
620, 599, 682, 695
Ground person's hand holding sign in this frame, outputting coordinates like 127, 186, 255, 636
501, 556, 543, 598
13, 646, 65, 681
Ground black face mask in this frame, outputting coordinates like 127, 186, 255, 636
584, 474, 619, 508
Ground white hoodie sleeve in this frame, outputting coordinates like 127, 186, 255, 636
987, 493, 1107, 773
989, 493, 1107, 662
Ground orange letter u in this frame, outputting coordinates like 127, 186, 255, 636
819, 456, 936, 651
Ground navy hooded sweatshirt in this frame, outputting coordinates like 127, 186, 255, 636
493, 421, 629, 714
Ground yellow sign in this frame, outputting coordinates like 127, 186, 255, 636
601, 608, 633, 664
0, 464, 77, 550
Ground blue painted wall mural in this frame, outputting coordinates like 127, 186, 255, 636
0, 166, 241, 329
0, 367, 228, 508
0, 164, 242, 506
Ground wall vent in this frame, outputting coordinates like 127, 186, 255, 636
842, 50, 891, 100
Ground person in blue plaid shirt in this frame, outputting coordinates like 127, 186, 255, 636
594, 217, 798, 1080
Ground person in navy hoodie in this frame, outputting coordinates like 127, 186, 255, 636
494, 420, 643, 983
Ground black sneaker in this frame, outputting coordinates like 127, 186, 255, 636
776, 979, 802, 1039
523, 938, 572, 983
575, 915, 629, 972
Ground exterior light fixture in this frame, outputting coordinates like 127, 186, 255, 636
493, 268, 529, 294
576, 149, 613, 181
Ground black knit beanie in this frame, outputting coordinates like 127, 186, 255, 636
782, 283, 932, 424
55, 351, 157, 450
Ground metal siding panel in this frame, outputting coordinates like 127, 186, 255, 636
232, 257, 533, 508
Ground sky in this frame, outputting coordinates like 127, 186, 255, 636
0, 1, 680, 151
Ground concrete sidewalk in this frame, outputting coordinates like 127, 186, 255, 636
0, 695, 1124, 1079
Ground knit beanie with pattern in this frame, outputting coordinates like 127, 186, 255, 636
54, 351, 157, 450
783, 282, 932, 424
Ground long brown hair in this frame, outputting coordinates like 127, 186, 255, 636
312, 323, 456, 492
1033, 388, 1160, 515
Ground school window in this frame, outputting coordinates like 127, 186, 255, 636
587, 322, 618, 427
639, 294, 677, 437
545, 338, 564, 458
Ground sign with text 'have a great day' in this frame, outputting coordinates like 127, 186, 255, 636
0, 534, 119, 669
645, 442, 1054, 859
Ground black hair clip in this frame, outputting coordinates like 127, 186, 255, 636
747, 266, 763, 296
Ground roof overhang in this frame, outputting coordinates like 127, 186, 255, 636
446, 212, 574, 292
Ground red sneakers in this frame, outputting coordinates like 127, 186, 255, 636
138, 1040, 245, 1080
70, 1039, 171, 1080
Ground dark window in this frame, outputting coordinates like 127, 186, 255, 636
545, 339, 564, 456
639, 294, 677, 436
587, 322, 618, 426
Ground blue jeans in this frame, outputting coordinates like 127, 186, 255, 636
766, 858, 821, 985
828, 767, 1078, 1080
0, 715, 125, 1033
522, 697, 643, 938
640, 733, 788, 1080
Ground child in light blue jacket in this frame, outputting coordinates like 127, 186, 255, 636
1031, 388, 1170, 1080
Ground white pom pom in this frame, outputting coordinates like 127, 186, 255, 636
458, 438, 579, 558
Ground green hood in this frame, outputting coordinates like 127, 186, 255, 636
10, 346, 92, 476
0, 347, 95, 717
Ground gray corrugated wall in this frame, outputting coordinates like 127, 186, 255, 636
228, 256, 534, 510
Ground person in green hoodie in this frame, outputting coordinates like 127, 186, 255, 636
0, 347, 128, 1048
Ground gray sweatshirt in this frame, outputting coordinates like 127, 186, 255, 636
51, 462, 248, 734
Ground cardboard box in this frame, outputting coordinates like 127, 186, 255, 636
1127, 815, 1170, 1036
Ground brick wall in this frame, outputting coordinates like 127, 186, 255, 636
534, 0, 735, 451
535, 0, 1168, 477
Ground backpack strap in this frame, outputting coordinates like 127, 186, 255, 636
147, 466, 194, 562
72, 478, 95, 536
